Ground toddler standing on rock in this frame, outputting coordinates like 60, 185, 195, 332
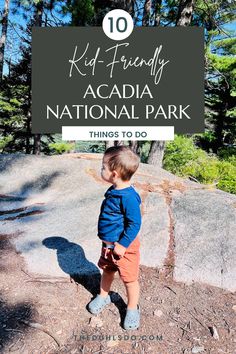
88, 146, 142, 330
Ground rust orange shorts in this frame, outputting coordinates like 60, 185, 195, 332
97, 236, 140, 283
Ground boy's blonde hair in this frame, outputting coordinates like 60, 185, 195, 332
104, 146, 140, 181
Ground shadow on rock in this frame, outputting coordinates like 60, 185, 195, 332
0, 154, 25, 173
42, 237, 101, 296
15, 171, 62, 197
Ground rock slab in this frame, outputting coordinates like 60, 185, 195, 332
1, 153, 236, 291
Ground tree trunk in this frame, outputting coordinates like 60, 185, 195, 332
153, 0, 162, 26
145, 1, 163, 166
105, 140, 126, 149
176, 0, 195, 26
142, 0, 151, 26
26, 109, 31, 154
33, 134, 41, 155
129, 141, 140, 154
33, 1, 43, 155
0, 0, 10, 81
114, 140, 124, 146
126, 0, 134, 16
213, 83, 229, 153
147, 141, 165, 167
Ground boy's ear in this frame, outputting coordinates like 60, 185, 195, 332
112, 170, 119, 178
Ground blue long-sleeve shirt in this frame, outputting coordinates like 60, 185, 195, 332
97, 185, 142, 248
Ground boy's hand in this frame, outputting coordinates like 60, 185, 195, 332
113, 242, 127, 258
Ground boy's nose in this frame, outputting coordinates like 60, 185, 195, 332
104, 248, 110, 258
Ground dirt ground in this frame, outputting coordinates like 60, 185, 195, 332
0, 234, 236, 354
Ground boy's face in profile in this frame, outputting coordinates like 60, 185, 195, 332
101, 156, 114, 183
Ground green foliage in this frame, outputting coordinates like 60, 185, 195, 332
62, 0, 94, 25
164, 136, 236, 194
193, 132, 217, 152
49, 142, 74, 154
180, 156, 220, 184
214, 38, 236, 56
218, 147, 236, 167
0, 136, 13, 152
163, 135, 206, 174
208, 52, 236, 73
218, 146, 236, 159
88, 143, 105, 153
74, 140, 105, 153
217, 160, 236, 194
0, 82, 30, 152
139, 141, 151, 163
194, 0, 236, 29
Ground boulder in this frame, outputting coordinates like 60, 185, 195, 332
0, 153, 235, 291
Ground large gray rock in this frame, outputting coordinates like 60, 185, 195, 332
140, 192, 169, 268
172, 189, 236, 291
0, 153, 236, 291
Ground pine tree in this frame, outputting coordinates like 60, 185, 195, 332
205, 36, 236, 152
0, 1, 60, 154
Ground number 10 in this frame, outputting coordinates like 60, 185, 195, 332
108, 17, 128, 33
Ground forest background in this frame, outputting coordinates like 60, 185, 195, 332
0, 0, 236, 194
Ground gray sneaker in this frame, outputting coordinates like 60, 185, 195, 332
88, 294, 111, 315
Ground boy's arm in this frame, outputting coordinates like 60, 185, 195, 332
116, 195, 141, 250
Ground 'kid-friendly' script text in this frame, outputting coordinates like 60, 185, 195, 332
68, 42, 170, 85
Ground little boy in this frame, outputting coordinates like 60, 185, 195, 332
88, 146, 142, 330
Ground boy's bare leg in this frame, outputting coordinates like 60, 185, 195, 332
124, 280, 140, 309
99, 269, 116, 297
